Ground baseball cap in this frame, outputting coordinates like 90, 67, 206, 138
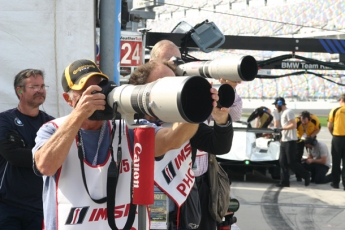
338, 93, 345, 102
61, 59, 109, 92
272, 97, 286, 106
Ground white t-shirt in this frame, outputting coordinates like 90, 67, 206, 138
280, 108, 297, 142
310, 141, 331, 168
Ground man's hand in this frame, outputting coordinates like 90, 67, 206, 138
272, 127, 283, 133
5, 129, 26, 147
210, 86, 230, 125
210, 86, 219, 108
73, 85, 106, 119
219, 78, 241, 89
212, 107, 230, 125
306, 158, 314, 164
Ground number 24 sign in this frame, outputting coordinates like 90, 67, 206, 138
120, 40, 143, 67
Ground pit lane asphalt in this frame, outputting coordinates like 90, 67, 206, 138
229, 168, 345, 230
227, 118, 343, 229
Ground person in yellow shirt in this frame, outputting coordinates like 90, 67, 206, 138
295, 111, 321, 181
327, 94, 345, 189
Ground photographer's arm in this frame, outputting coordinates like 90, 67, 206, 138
154, 87, 221, 157
34, 112, 85, 176
155, 123, 199, 157
190, 107, 233, 155
34, 85, 105, 176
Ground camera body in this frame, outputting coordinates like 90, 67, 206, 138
89, 79, 117, 121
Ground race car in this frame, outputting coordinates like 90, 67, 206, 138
217, 121, 281, 180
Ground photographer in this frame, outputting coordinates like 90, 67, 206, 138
32, 59, 216, 230
302, 137, 332, 184
295, 111, 321, 181
130, 60, 233, 230
150, 40, 235, 229
150, 39, 242, 122
0, 69, 54, 229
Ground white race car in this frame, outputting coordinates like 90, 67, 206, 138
217, 121, 281, 179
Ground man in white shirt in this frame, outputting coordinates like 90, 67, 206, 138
302, 137, 332, 184
274, 97, 311, 187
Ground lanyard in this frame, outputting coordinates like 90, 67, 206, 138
79, 121, 107, 166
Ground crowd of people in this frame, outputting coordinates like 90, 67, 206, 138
0, 39, 344, 230
249, 95, 344, 189
0, 39, 242, 230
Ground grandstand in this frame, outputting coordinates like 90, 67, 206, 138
146, 0, 345, 100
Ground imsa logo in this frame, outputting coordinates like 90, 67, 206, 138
65, 207, 89, 225
162, 161, 176, 184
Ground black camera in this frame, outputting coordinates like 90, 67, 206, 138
89, 79, 117, 121
217, 198, 240, 229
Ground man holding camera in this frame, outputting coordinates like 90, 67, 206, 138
150, 39, 243, 122
150, 39, 235, 229
32, 59, 222, 230
0, 69, 54, 229
130, 60, 233, 230
301, 137, 332, 184
295, 111, 321, 181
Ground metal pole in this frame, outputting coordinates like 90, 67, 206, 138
139, 28, 151, 64
100, 0, 121, 86
100, 2, 147, 230
138, 206, 146, 230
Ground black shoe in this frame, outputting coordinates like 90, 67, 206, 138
296, 177, 302, 182
331, 182, 339, 189
305, 173, 311, 186
276, 183, 290, 187
305, 178, 310, 186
